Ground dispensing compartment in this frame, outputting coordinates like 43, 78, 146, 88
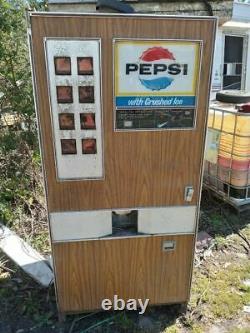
112, 210, 138, 236
110, 206, 197, 238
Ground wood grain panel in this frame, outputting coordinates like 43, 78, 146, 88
53, 234, 194, 313
30, 14, 216, 212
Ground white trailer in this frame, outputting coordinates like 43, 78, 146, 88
212, 1, 250, 95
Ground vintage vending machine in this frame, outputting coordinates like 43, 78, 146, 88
29, 12, 216, 315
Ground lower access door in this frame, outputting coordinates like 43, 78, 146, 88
53, 234, 194, 313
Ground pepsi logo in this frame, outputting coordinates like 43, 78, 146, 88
125, 47, 188, 91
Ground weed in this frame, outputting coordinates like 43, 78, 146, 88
191, 324, 204, 333
190, 259, 250, 322
214, 235, 228, 249
113, 312, 135, 331
163, 324, 179, 333
210, 213, 224, 231
231, 329, 250, 333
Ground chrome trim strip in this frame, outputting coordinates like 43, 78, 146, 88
28, 23, 59, 308
29, 11, 218, 20
187, 17, 218, 301
51, 232, 195, 244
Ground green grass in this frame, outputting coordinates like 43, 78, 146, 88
190, 260, 250, 321
163, 325, 179, 333
113, 312, 136, 331
230, 329, 250, 333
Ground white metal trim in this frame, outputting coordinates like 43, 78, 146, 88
138, 206, 197, 234
49, 205, 198, 242
50, 210, 112, 241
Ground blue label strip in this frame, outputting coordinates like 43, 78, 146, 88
116, 96, 196, 108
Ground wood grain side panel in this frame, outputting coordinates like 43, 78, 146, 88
53, 234, 194, 312
30, 15, 216, 212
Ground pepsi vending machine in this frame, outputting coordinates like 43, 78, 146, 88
29, 12, 216, 315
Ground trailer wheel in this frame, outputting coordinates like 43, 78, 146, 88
216, 90, 250, 104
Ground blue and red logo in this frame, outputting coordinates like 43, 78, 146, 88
125, 47, 188, 91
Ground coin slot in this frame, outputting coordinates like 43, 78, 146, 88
162, 240, 176, 251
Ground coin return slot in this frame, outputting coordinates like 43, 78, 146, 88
162, 240, 176, 251
112, 210, 138, 236
77, 57, 94, 75
61, 139, 77, 155
56, 86, 73, 104
79, 86, 94, 103
80, 113, 96, 130
184, 186, 194, 202
59, 113, 75, 130
54, 57, 71, 75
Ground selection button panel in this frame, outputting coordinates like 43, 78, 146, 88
45, 38, 103, 180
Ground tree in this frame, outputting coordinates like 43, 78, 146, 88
0, 0, 46, 225
0, 0, 46, 136
0, 0, 34, 129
